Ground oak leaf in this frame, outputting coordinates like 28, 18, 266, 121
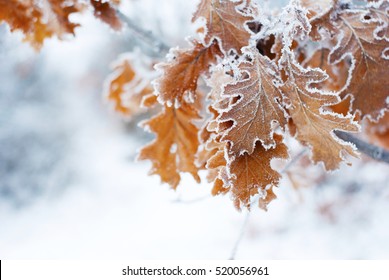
311, 3, 389, 119
138, 103, 201, 189
364, 110, 389, 149
281, 53, 360, 170
331, 7, 389, 120
217, 48, 287, 155
0, 0, 83, 49
225, 134, 289, 210
106, 58, 154, 117
192, 0, 254, 54
304, 48, 348, 93
155, 41, 222, 105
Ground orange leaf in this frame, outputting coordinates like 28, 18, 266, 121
281, 52, 360, 170
312, 2, 389, 120
155, 40, 222, 105
217, 47, 287, 155
364, 110, 389, 149
0, 0, 83, 49
138, 103, 201, 189
192, 0, 254, 54
106, 57, 154, 117
225, 134, 289, 210
304, 48, 348, 92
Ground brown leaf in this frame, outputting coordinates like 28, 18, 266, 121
304, 48, 348, 92
192, 0, 254, 54
364, 110, 389, 149
155, 41, 222, 105
138, 103, 201, 189
106, 58, 154, 117
301, 0, 333, 19
281, 53, 360, 170
0, 0, 83, 49
205, 140, 230, 196
225, 134, 289, 210
48, 0, 82, 35
330, 7, 389, 120
311, 3, 389, 120
90, 0, 122, 30
217, 48, 287, 155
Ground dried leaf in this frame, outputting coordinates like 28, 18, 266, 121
301, 0, 333, 19
364, 110, 389, 149
218, 47, 287, 155
90, 0, 122, 30
304, 48, 348, 92
225, 134, 289, 210
192, 0, 254, 54
138, 103, 201, 189
281, 53, 360, 170
155, 41, 222, 105
0, 0, 83, 49
312, 3, 389, 119
106, 58, 154, 117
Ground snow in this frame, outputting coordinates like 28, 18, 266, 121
0, 0, 389, 260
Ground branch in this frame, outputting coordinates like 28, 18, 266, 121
116, 10, 171, 56
229, 210, 250, 260
334, 130, 389, 164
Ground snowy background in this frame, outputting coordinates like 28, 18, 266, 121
0, 0, 389, 259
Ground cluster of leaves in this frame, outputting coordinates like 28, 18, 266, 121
2, 0, 388, 210
106, 0, 388, 210
0, 0, 122, 49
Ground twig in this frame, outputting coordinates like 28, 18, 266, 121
229, 210, 251, 260
334, 130, 389, 164
172, 194, 211, 204
116, 10, 171, 56
280, 148, 307, 173
228, 149, 306, 259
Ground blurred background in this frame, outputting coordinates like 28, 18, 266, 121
0, 0, 389, 259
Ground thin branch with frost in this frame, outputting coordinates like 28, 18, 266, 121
116, 10, 171, 56
334, 130, 389, 164
229, 210, 251, 260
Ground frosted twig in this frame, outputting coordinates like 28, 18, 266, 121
172, 194, 211, 204
280, 148, 307, 173
229, 210, 250, 260
116, 10, 170, 56
334, 130, 389, 164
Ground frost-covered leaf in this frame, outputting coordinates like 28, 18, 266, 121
311, 2, 389, 120
364, 110, 389, 149
155, 40, 222, 105
304, 48, 348, 92
217, 47, 287, 155
331, 7, 389, 120
225, 134, 288, 210
192, 0, 254, 54
204, 138, 229, 196
105, 57, 154, 117
138, 103, 201, 189
281, 52, 360, 170
301, 0, 333, 19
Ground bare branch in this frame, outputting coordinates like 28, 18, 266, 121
116, 10, 170, 56
334, 130, 389, 164
229, 210, 250, 260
